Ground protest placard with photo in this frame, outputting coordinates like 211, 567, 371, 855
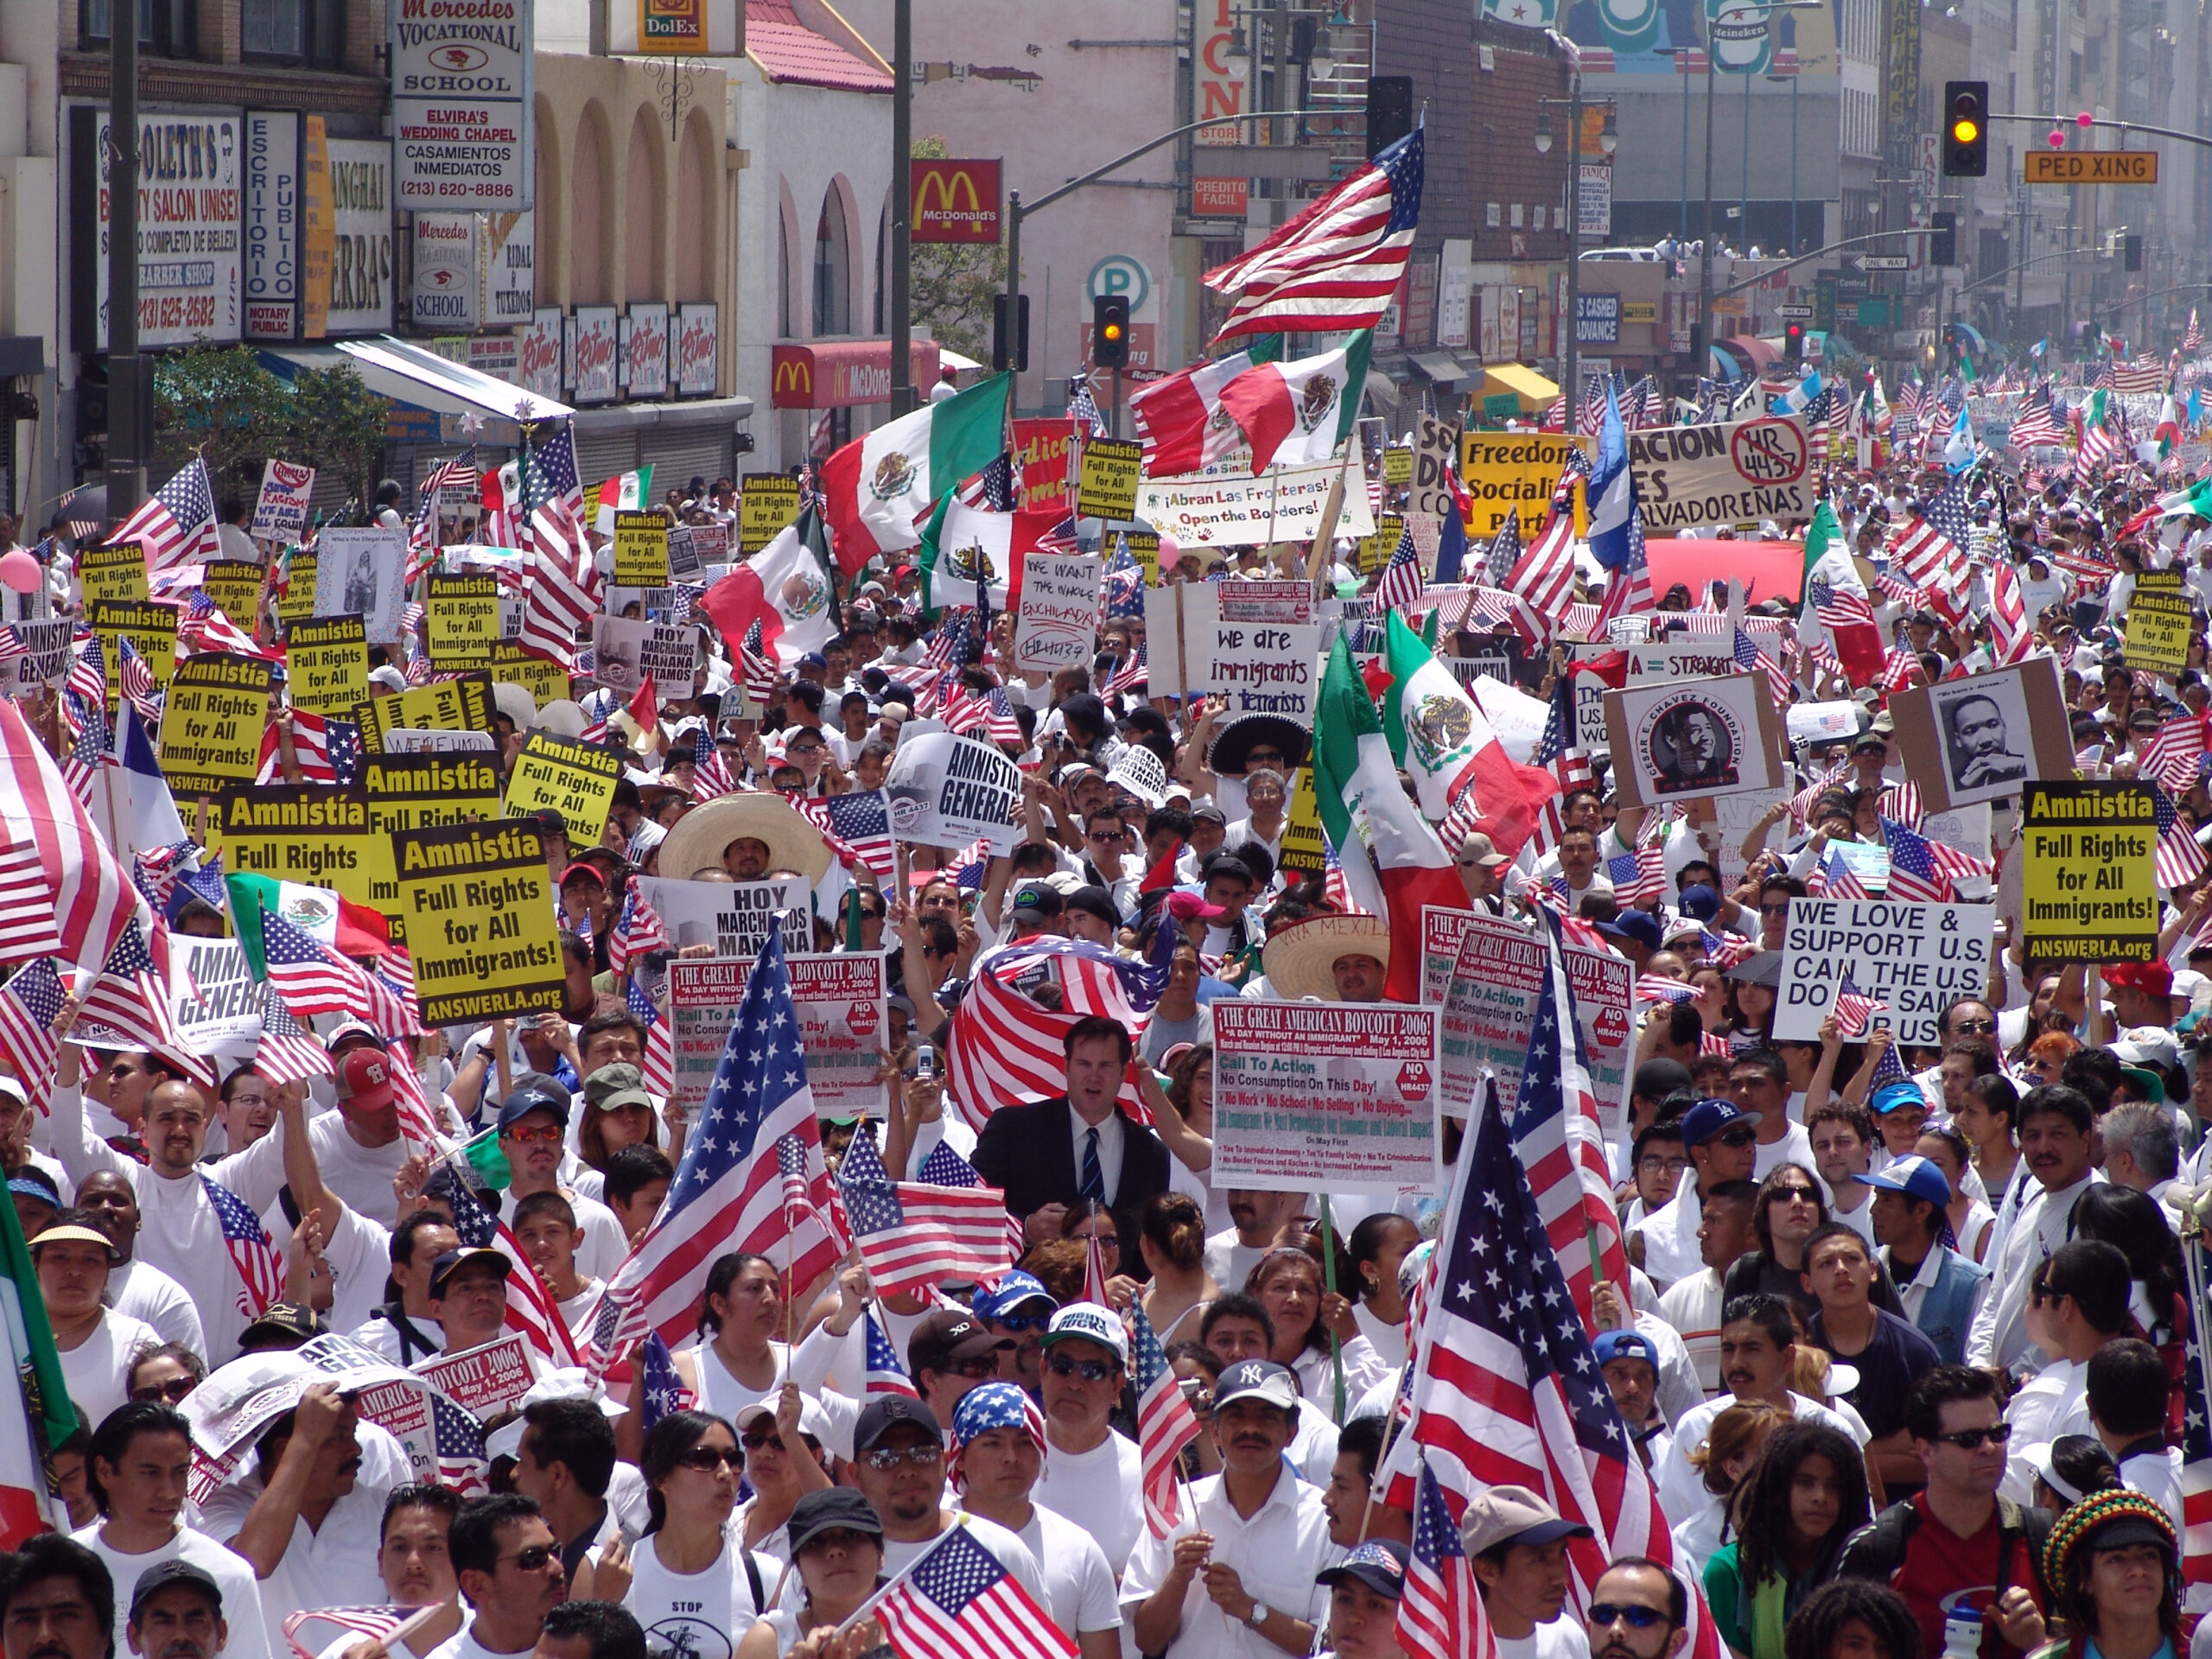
1889, 656, 2071, 811
1605, 672, 1787, 808
591, 615, 703, 696
315, 527, 408, 643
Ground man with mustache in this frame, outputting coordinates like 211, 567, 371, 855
0, 1534, 114, 1659
124, 1564, 226, 1659
1582, 1559, 1690, 1659
1965, 1085, 2101, 1370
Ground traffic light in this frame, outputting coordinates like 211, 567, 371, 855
1365, 75, 1415, 157
1783, 322, 1803, 363
993, 293, 1030, 372
1929, 211, 1956, 266
1093, 296, 1130, 368
1942, 81, 1988, 175
2125, 234, 2144, 272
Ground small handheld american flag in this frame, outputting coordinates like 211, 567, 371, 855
873, 1524, 1077, 1659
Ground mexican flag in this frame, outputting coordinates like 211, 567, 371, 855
2156, 478, 2212, 520
1313, 636, 1468, 1004
819, 372, 1012, 573
592, 466, 654, 536
226, 870, 390, 973
0, 1192, 73, 1543
1381, 613, 1558, 843
697, 504, 841, 667
1797, 499, 1885, 684
1217, 331, 1372, 474
1128, 337, 1284, 474
914, 498, 1068, 611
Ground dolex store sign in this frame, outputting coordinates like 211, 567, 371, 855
910, 160, 1001, 245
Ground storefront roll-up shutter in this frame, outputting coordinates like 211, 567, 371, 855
573, 429, 641, 494
639, 423, 734, 499
404, 448, 478, 502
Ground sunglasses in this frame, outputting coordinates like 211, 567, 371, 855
740, 1429, 784, 1452
131, 1376, 194, 1403
500, 1546, 557, 1572
862, 1443, 942, 1470
1759, 901, 1792, 916
1589, 1605, 1671, 1631
1929, 1424, 2012, 1449
1773, 1186, 1821, 1202
1046, 1355, 1119, 1383
674, 1446, 743, 1472
502, 1123, 562, 1145
1714, 1128, 1758, 1149
989, 1313, 1052, 1333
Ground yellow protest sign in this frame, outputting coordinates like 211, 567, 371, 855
201, 561, 266, 630
613, 511, 670, 587
1460, 432, 1592, 539
424, 574, 500, 665
740, 474, 801, 554
1360, 513, 1405, 578
1382, 446, 1414, 486
504, 731, 624, 842
362, 753, 505, 939
2019, 782, 2161, 965
287, 614, 369, 715
218, 785, 380, 905
86, 600, 175, 710
161, 654, 275, 798
277, 552, 318, 624
1076, 440, 1143, 523
485, 642, 567, 709
1279, 766, 1325, 876
2122, 574, 2191, 677
392, 822, 565, 1025
359, 674, 495, 754
77, 543, 149, 607
1120, 529, 1160, 587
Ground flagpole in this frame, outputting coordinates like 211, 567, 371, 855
1319, 1194, 1345, 1423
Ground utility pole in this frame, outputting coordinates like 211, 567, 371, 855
889, 0, 914, 416
105, 0, 143, 520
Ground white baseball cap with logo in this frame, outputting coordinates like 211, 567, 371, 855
1039, 1302, 1129, 1368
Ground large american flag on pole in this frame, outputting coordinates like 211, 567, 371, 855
442, 1161, 587, 1368
1129, 1297, 1200, 1540
1203, 125, 1425, 343
0, 696, 144, 975
944, 938, 1159, 1132
835, 1122, 1012, 1296
110, 458, 220, 570
199, 1172, 283, 1319
2178, 1224, 2212, 1592
1401, 1463, 1492, 1659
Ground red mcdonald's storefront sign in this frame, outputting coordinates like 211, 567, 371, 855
909, 159, 1002, 245
771, 340, 943, 409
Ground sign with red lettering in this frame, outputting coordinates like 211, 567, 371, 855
390, 0, 535, 212
75, 107, 245, 351
1211, 1001, 1441, 1194
569, 306, 618, 403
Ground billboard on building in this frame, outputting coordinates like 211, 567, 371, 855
391, 0, 534, 211
69, 105, 245, 352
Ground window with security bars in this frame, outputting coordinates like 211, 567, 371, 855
79, 0, 196, 57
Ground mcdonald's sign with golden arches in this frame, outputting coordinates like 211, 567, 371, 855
910, 159, 1001, 245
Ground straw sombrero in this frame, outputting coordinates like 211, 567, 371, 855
1206, 714, 1312, 777
659, 791, 832, 883
1262, 912, 1392, 1001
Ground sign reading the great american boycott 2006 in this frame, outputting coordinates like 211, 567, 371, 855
2018, 781, 2161, 965
666, 953, 887, 1120
1775, 898, 1996, 1045
391, 821, 564, 1024
1624, 416, 1813, 532
1439, 914, 1548, 1119
1211, 1001, 1440, 1194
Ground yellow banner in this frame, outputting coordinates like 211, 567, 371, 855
287, 614, 369, 715
219, 785, 380, 905
392, 823, 565, 1024
503, 731, 624, 842
1460, 432, 1592, 540
2018, 782, 2160, 964
201, 560, 266, 629
362, 753, 505, 940
486, 643, 567, 709
77, 543, 149, 606
613, 511, 669, 588
1359, 512, 1405, 578
86, 600, 175, 711
1279, 766, 1325, 875
161, 654, 275, 799
1076, 439, 1143, 523
424, 573, 501, 665
1382, 447, 1414, 486
741, 474, 801, 554
359, 674, 495, 754
278, 552, 319, 624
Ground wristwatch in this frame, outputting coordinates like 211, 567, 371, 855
1246, 1601, 1271, 1629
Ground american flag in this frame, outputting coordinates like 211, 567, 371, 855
1102, 642, 1149, 702
199, 1170, 284, 1319
1732, 625, 1793, 712
0, 960, 67, 1109
111, 458, 219, 570
2154, 783, 2209, 890
874, 1524, 1077, 1659
1400, 1463, 1491, 1659
431, 1389, 488, 1494
689, 726, 740, 804
257, 711, 335, 785
1988, 560, 2034, 664
280, 1608, 416, 1659
809, 791, 896, 880
2010, 391, 2064, 453
982, 684, 1023, 746
1810, 579, 1879, 634
115, 637, 162, 721
1633, 975, 1697, 1006
865, 1310, 919, 1397
2078, 416, 2120, 476
639, 1332, 694, 1433
2140, 713, 2209, 794
1504, 512, 1578, 624
253, 988, 332, 1088
626, 975, 675, 1098
442, 1158, 588, 1368
1604, 839, 1666, 907
514, 429, 597, 670
1890, 514, 1963, 593
259, 911, 422, 1034
1204, 124, 1424, 343
607, 886, 671, 976
1809, 845, 1869, 900
926, 607, 976, 671
1834, 969, 1886, 1038
597, 932, 841, 1360
917, 1141, 1027, 1260
2178, 1232, 2212, 1591
1881, 816, 1988, 901
77, 916, 195, 1060
2188, 310, 2205, 353
1483, 517, 1523, 588
1068, 378, 1103, 437
60, 636, 112, 804
836, 1120, 1011, 1295
944, 938, 1157, 1132
738, 621, 779, 709
1130, 1297, 1200, 1539
1376, 524, 1425, 613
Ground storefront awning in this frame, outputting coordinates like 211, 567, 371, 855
1409, 351, 1473, 385
1478, 364, 1560, 410
771, 340, 942, 409
339, 335, 575, 423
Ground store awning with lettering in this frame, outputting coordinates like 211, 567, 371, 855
770, 340, 944, 409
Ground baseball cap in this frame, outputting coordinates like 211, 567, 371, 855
1592, 1330, 1658, 1368
238, 1300, 326, 1347
1725, 950, 1783, 988
1676, 883, 1722, 922
129, 1562, 222, 1622
327, 1020, 384, 1052
734, 1395, 834, 1441
1191, 803, 1228, 825
972, 1270, 1056, 1322
336, 1046, 397, 1112
1315, 1539, 1410, 1599
583, 1063, 653, 1114
2104, 960, 2175, 996
787, 1488, 885, 1554
558, 861, 607, 888
1599, 912, 1663, 953
1461, 1485, 1596, 1555
1678, 1096, 1760, 1147
853, 1395, 943, 1452
498, 1073, 572, 1131
1458, 834, 1509, 869
1853, 1154, 1951, 1209
1213, 1358, 1300, 1411
906, 1308, 1013, 1376
429, 1248, 512, 1296
1868, 1079, 1929, 1117
1039, 1302, 1130, 1368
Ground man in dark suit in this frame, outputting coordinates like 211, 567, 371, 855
971, 1014, 1171, 1279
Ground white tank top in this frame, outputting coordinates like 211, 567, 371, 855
621, 1533, 761, 1659
686, 1339, 791, 1424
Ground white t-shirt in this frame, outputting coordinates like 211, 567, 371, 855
880, 1512, 1046, 1605
422, 1624, 535, 1659
1495, 1620, 1594, 1659
499, 1186, 630, 1281
108, 1259, 204, 1359
76, 1523, 273, 1659
305, 1112, 413, 1229
58, 1309, 163, 1427
615, 1531, 772, 1659
972, 1503, 1122, 1638
268, 1198, 391, 1339
1033, 1428, 1145, 1575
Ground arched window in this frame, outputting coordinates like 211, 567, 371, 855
813, 189, 850, 336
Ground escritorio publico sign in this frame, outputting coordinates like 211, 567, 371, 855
391, 0, 535, 213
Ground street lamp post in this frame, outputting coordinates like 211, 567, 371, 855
1536, 77, 1616, 418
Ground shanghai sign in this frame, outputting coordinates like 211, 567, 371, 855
910, 160, 1002, 245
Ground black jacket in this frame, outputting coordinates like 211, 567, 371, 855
970, 1097, 1172, 1279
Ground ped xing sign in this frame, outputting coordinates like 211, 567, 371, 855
910, 160, 1002, 244
2024, 150, 2158, 184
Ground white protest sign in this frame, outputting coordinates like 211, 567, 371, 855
634, 875, 813, 960
590, 615, 702, 696
1420, 907, 1477, 1005
1562, 939, 1635, 1131
411, 1332, 534, 1420
252, 460, 315, 541
1921, 803, 1993, 897
313, 526, 408, 643
1134, 446, 1376, 549
383, 728, 499, 753
0, 620, 79, 694
1707, 785, 1789, 888
1626, 416, 1815, 533
1211, 1001, 1440, 1194
1202, 579, 1321, 724
168, 938, 265, 1052
1774, 897, 1996, 1046
884, 730, 1020, 854
1786, 700, 1863, 745
1439, 915, 1548, 1117
667, 952, 887, 1118
1013, 552, 1101, 675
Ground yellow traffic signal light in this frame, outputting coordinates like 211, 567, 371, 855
1950, 114, 1979, 144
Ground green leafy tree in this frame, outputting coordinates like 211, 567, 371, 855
150, 345, 291, 496
909, 134, 1006, 364
284, 365, 393, 512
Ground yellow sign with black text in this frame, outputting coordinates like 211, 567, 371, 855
2019, 782, 2161, 964
391, 823, 565, 1025
1077, 440, 1144, 522
424, 574, 501, 665
741, 474, 801, 555
286, 615, 369, 715
201, 561, 267, 630
359, 674, 496, 754
76, 543, 149, 607
2024, 151, 2158, 185
362, 753, 505, 939
277, 553, 318, 624
1460, 433, 1594, 540
161, 654, 275, 798
504, 731, 624, 842
86, 601, 175, 711
485, 642, 566, 709
218, 785, 381, 907
613, 511, 670, 588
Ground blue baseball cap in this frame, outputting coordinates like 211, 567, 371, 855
1317, 1539, 1410, 1599
1592, 1329, 1658, 1368
1678, 1096, 1761, 1147
1677, 883, 1723, 922
972, 1269, 1057, 1321
1854, 1153, 1952, 1209
1868, 1079, 1929, 1117
1599, 911, 1664, 952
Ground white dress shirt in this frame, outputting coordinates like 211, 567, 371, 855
1965, 1168, 2101, 1370
1070, 1104, 1126, 1205
1120, 1464, 1341, 1658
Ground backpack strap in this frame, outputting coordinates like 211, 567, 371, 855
743, 1545, 766, 1614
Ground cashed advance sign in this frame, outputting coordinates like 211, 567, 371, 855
2019, 781, 2161, 964
391, 822, 565, 1024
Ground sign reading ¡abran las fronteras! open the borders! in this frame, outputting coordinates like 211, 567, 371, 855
2019, 781, 2161, 964
1625, 416, 1814, 533
391, 823, 565, 1024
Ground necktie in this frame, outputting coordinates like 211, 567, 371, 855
1080, 1126, 1105, 1204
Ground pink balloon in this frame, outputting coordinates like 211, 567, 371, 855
0, 550, 40, 594
1157, 531, 1180, 570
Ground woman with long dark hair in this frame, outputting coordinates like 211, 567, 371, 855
1722, 1167, 1829, 1316
675, 1252, 791, 1423
2031, 1489, 2183, 1659
1337, 1213, 1421, 1370
1703, 1421, 1872, 1659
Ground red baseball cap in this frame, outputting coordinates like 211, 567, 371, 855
2105, 961, 2175, 996
337, 1047, 397, 1112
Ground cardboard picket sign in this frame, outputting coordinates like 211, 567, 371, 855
1887, 657, 2072, 812
1604, 672, 1787, 809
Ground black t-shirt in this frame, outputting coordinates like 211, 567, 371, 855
1808, 1306, 1942, 1440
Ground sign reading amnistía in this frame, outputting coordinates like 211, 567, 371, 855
1210, 1001, 1440, 1195
391, 820, 564, 1023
